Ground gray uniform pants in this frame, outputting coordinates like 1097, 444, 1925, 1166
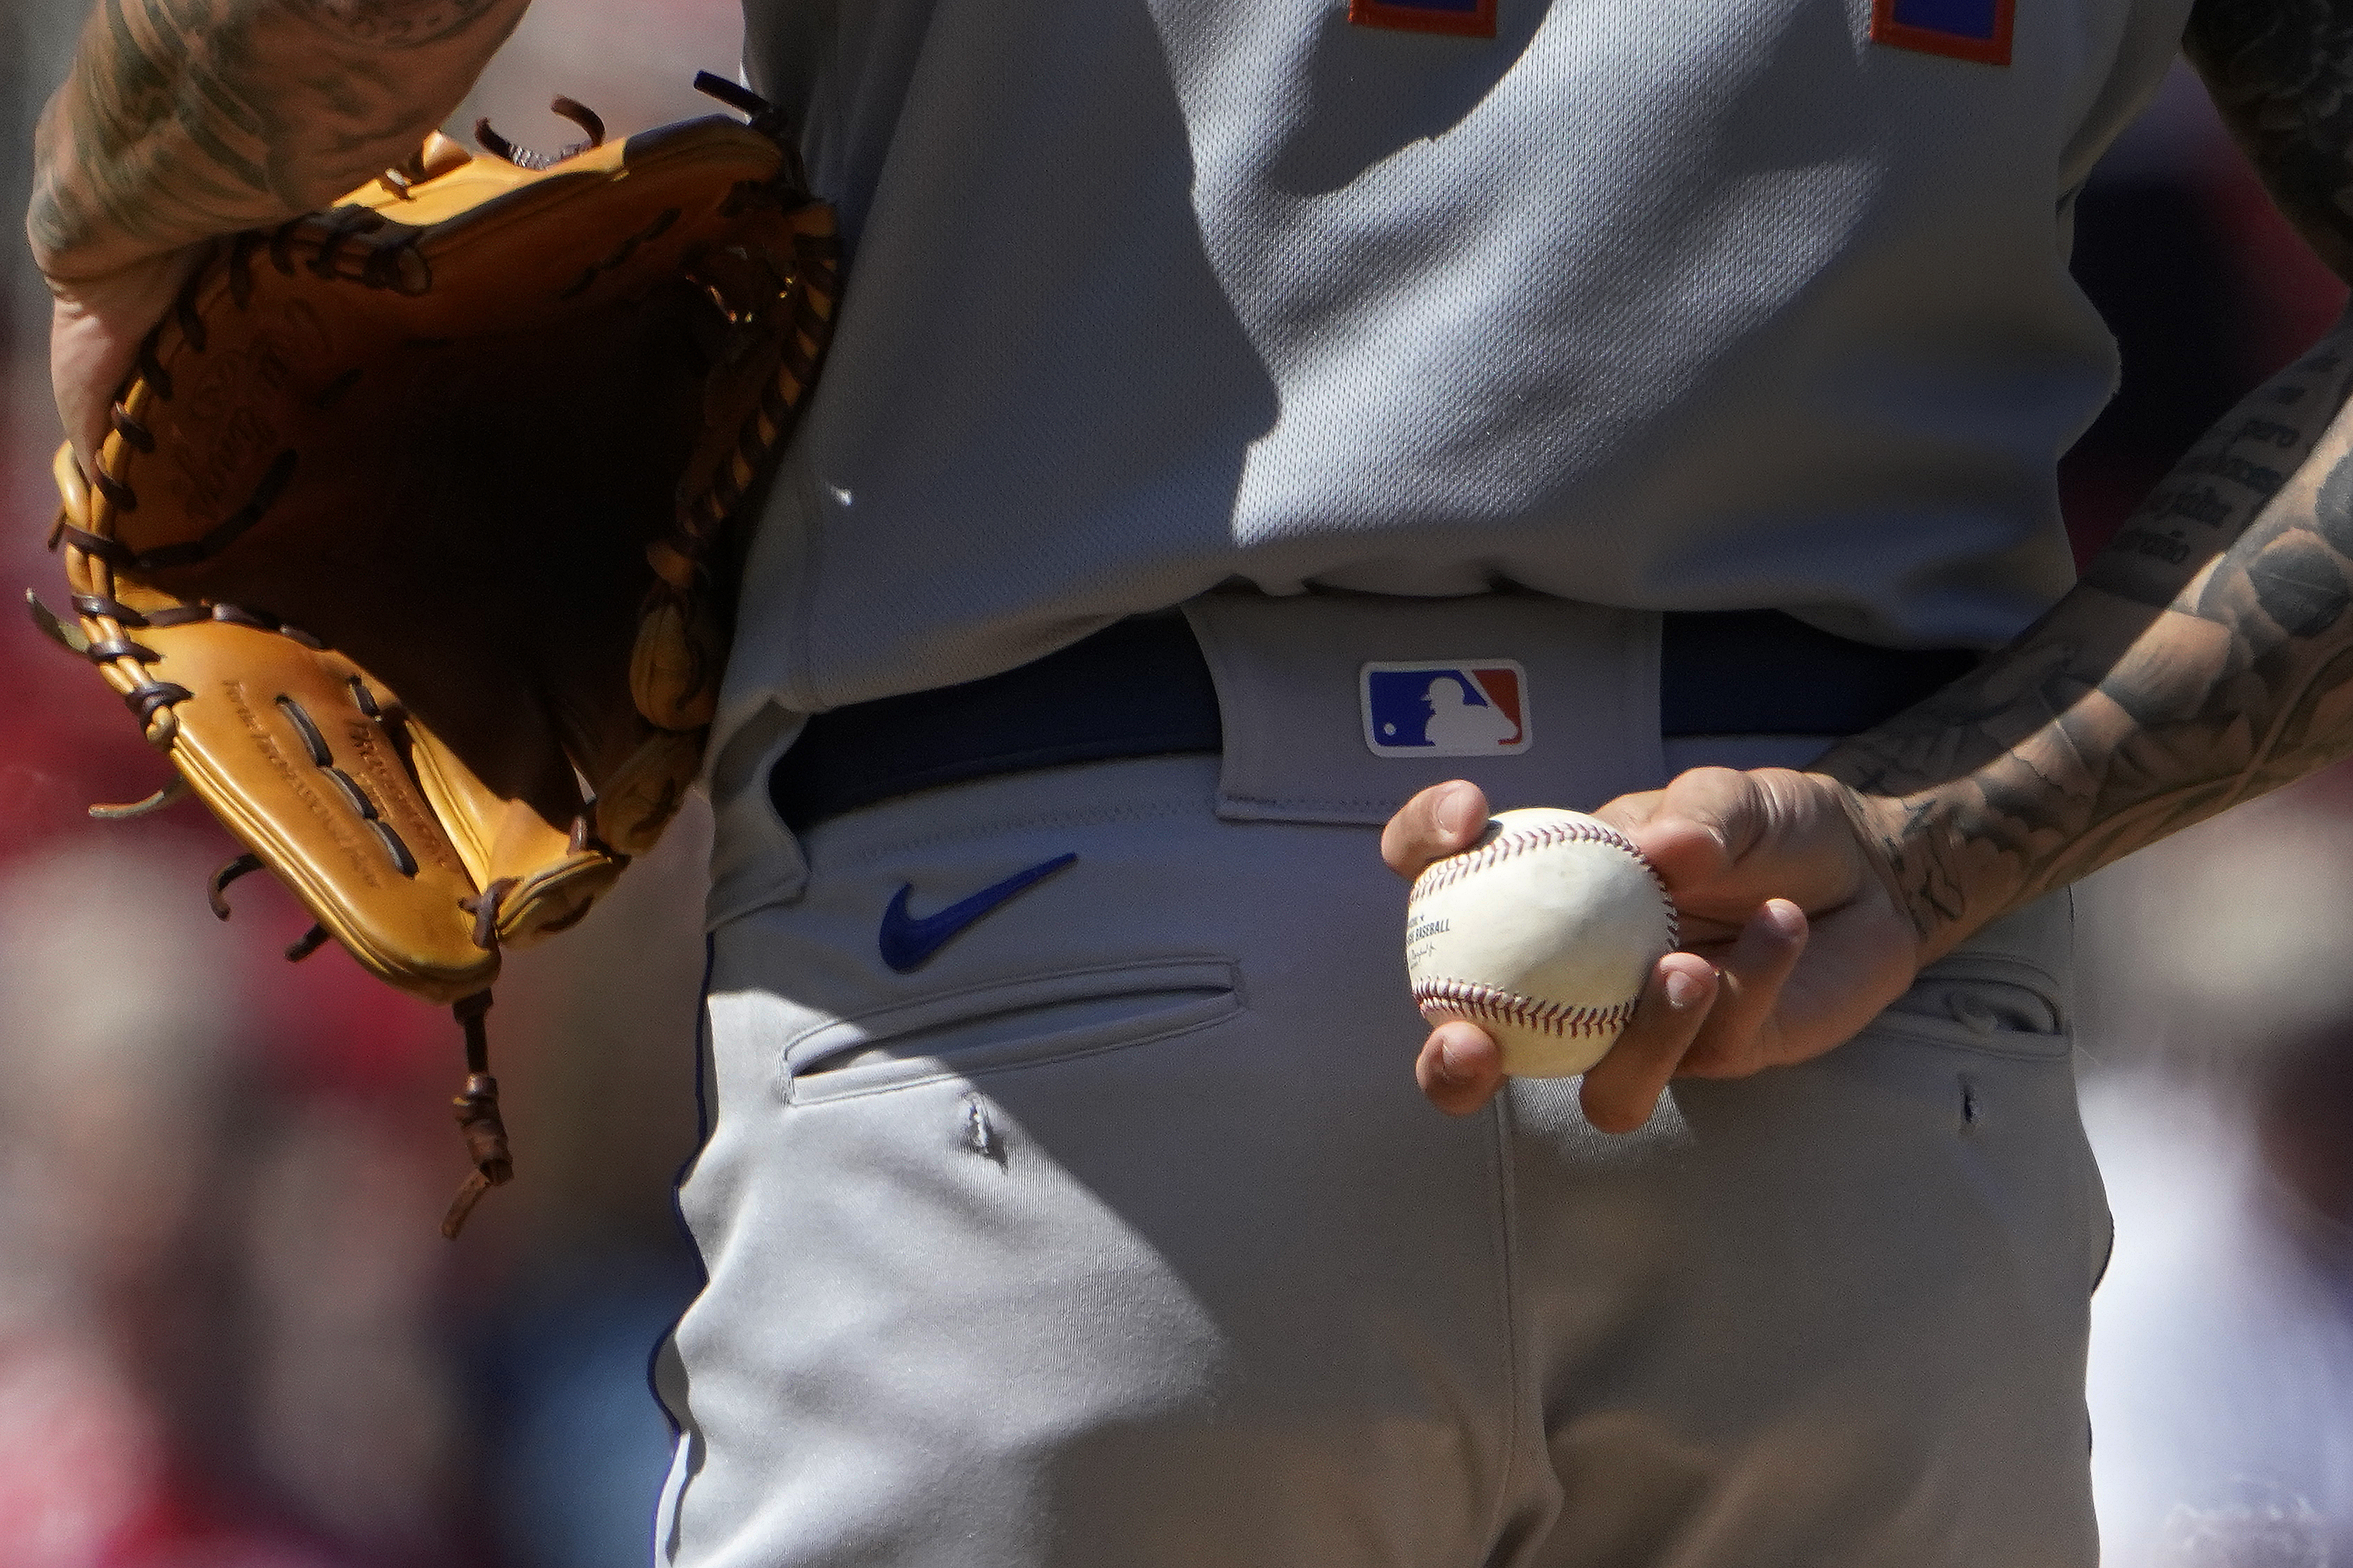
654, 740, 2109, 1567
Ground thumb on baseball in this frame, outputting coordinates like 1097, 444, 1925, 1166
1381, 779, 1491, 879
1414, 1021, 1505, 1115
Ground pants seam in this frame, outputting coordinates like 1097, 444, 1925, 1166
804, 793, 1207, 869
1478, 1091, 1523, 1566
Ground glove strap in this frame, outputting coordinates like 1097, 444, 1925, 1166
440, 989, 512, 1238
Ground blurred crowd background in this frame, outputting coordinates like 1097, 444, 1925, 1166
0, 6, 742, 1566
1, 6, 2352, 1566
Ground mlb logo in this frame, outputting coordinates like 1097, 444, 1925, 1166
1362, 661, 1530, 758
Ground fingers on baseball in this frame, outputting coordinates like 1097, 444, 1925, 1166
1617, 770, 1862, 940
1606, 770, 1753, 929
1580, 951, 1717, 1133
1381, 779, 1491, 879
1415, 1020, 1504, 1116
1619, 766, 1746, 849
1761, 894, 1923, 1063
1676, 897, 1809, 1078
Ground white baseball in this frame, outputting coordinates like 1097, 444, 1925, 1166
1405, 807, 1679, 1078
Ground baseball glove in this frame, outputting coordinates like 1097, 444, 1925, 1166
31, 75, 840, 1235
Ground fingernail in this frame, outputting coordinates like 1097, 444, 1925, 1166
1437, 782, 1478, 838
1665, 970, 1703, 1010
1437, 1034, 1469, 1080
1765, 900, 1806, 938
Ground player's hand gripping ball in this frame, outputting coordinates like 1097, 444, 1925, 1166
1405, 808, 1680, 1077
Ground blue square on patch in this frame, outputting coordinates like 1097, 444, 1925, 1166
1890, 0, 1998, 38
1362, 661, 1530, 758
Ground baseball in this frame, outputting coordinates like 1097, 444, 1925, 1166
1405, 807, 1680, 1077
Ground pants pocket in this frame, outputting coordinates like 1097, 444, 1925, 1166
1874, 891, 2075, 1061
779, 957, 1243, 1105
1874, 963, 2072, 1060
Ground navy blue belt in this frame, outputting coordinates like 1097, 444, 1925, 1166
769, 609, 1977, 833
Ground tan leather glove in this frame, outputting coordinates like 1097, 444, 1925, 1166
31, 76, 840, 1236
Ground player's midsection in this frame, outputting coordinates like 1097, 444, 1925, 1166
749, 590, 1980, 856
708, 592, 1986, 1091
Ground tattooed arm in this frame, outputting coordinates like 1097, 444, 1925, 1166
1822, 0, 2353, 952
1812, 331, 2353, 955
1381, 0, 2353, 1126
1388, 327, 2353, 1124
28, 0, 529, 460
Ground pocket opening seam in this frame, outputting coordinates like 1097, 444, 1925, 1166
778, 956, 1243, 1054
781, 992, 1248, 1107
802, 793, 1206, 875
1862, 1015, 2076, 1063
771, 956, 1243, 1102
1911, 952, 2068, 998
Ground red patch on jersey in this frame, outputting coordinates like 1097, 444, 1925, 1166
1870, 0, 2013, 66
1467, 666, 1521, 733
1349, 0, 1497, 40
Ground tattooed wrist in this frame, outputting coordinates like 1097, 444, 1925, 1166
28, 0, 524, 278
305, 0, 505, 47
1782, 7, 2353, 958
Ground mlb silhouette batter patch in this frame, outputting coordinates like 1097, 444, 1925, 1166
1362, 661, 1530, 758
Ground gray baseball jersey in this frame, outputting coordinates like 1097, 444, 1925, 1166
719, 0, 2192, 752
659, 6, 2165, 1560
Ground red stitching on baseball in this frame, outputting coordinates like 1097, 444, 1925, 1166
1412, 978, 1637, 1038
1408, 816, 1679, 946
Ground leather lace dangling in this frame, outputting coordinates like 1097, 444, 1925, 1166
440, 990, 513, 1238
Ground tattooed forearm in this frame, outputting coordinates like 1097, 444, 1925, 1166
27, 0, 526, 281
1816, 323, 2353, 956
309, 0, 506, 47
1827, 0, 2353, 940
2186, 0, 2353, 278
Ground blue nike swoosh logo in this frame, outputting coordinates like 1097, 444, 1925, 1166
877, 853, 1079, 973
